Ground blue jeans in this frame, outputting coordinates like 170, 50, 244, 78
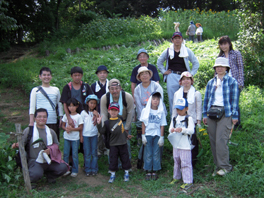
144, 135, 161, 171
83, 135, 98, 173
63, 139, 80, 173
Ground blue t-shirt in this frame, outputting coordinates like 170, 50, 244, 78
130, 64, 160, 85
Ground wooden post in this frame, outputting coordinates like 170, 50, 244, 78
15, 123, 32, 193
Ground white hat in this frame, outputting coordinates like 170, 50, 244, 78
213, 57, 230, 68
136, 66, 153, 82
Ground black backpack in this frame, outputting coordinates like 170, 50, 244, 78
106, 90, 127, 109
173, 115, 190, 129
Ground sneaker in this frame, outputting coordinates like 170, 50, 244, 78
86, 172, 91, 177
63, 171, 71, 176
170, 179, 180, 185
180, 183, 193, 190
124, 174, 129, 182
217, 169, 229, 176
71, 173, 78, 177
92, 172, 97, 176
145, 173, 151, 181
152, 173, 158, 181
108, 175, 115, 183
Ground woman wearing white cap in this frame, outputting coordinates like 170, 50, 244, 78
203, 57, 239, 176
172, 71, 202, 167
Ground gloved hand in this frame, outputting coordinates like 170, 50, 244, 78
157, 136, 164, 147
142, 134, 147, 145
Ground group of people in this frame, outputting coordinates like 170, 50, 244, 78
186, 21, 204, 43
12, 32, 244, 190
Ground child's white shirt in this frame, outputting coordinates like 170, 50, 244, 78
62, 113, 83, 140
168, 115, 194, 150
140, 108, 167, 136
81, 110, 98, 137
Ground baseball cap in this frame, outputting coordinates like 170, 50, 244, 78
179, 71, 194, 85
85, 94, 99, 104
95, 65, 109, 74
213, 57, 230, 68
174, 98, 188, 110
108, 102, 119, 111
109, 79, 121, 87
172, 32, 182, 39
137, 48, 149, 59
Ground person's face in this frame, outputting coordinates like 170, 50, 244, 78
137, 53, 149, 65
181, 76, 192, 88
219, 42, 230, 53
109, 85, 121, 99
97, 71, 108, 81
171, 36, 183, 47
35, 111, 48, 128
176, 107, 188, 116
215, 66, 227, 76
139, 71, 151, 83
151, 96, 160, 109
108, 109, 119, 118
71, 73, 83, 84
88, 100, 97, 111
68, 103, 78, 114
39, 71, 52, 84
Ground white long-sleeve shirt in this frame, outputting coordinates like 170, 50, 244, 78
29, 86, 63, 124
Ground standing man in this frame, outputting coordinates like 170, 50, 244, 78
29, 67, 63, 141
12, 108, 68, 188
186, 21, 196, 43
100, 79, 134, 160
157, 32, 199, 114
130, 48, 160, 97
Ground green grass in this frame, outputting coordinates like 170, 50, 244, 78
0, 31, 264, 197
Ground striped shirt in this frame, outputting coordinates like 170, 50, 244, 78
219, 50, 244, 87
29, 86, 63, 124
203, 74, 239, 119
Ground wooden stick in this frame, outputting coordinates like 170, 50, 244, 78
15, 123, 32, 193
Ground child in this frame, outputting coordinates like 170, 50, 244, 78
62, 98, 84, 177
97, 102, 133, 183
60, 66, 93, 162
172, 71, 202, 167
140, 91, 167, 180
169, 98, 194, 189
91, 65, 109, 156
81, 94, 100, 176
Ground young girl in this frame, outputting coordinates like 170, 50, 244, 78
62, 98, 83, 177
169, 98, 194, 189
81, 94, 100, 176
172, 71, 202, 167
140, 91, 167, 180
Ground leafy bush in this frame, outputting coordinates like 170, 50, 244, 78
80, 16, 162, 42
0, 133, 21, 194
237, 2, 264, 87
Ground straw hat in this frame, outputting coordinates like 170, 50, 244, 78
136, 66, 153, 82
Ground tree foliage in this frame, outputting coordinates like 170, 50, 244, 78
237, 0, 264, 87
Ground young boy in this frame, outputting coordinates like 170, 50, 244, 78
60, 66, 93, 159
169, 98, 194, 190
140, 91, 167, 180
91, 65, 109, 113
91, 65, 109, 156
97, 102, 133, 183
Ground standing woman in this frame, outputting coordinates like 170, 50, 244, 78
218, 35, 244, 127
172, 71, 202, 168
203, 57, 239, 176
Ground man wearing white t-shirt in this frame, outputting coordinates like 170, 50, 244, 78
29, 67, 63, 141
